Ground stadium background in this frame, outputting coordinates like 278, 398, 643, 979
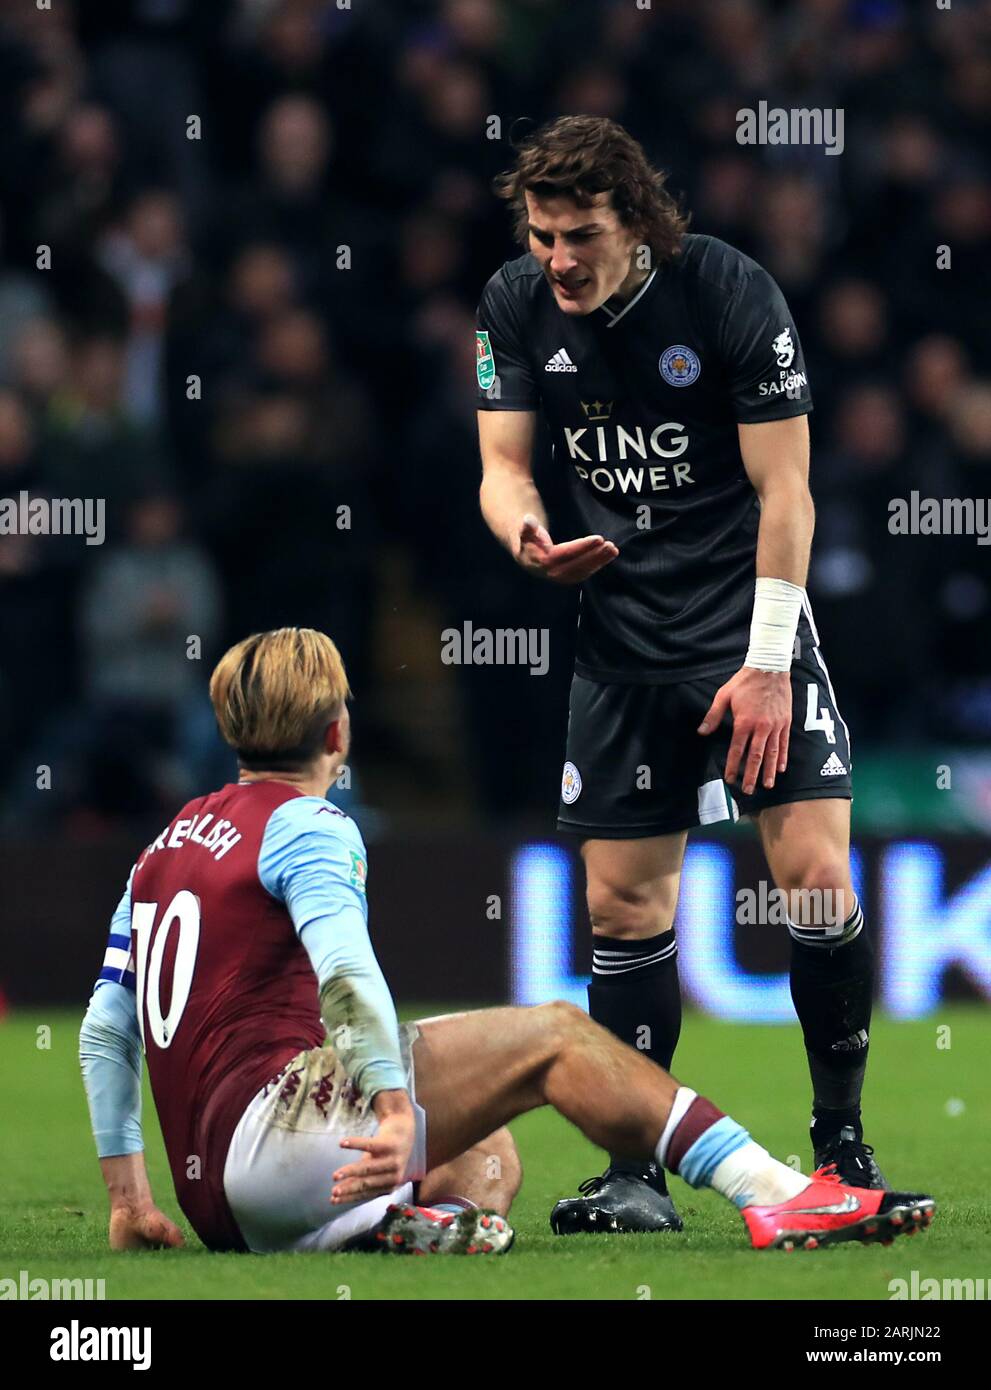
0, 0, 989, 1022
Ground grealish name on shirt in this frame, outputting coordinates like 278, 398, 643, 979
138, 813, 242, 868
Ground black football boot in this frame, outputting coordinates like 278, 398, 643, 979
814, 1124, 888, 1189
550, 1160, 684, 1234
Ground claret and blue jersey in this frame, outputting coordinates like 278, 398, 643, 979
79, 780, 404, 1251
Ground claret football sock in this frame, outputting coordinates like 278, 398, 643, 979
657, 1087, 811, 1209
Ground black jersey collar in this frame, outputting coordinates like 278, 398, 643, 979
597, 267, 659, 328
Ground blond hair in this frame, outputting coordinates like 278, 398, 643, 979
209, 628, 350, 769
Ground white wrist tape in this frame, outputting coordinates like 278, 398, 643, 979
744, 577, 804, 672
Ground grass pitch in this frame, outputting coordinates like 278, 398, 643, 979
1, 1006, 988, 1301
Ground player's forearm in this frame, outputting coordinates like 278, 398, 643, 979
479, 469, 547, 552
754, 483, 814, 587
318, 968, 408, 1099
744, 484, 815, 671
79, 984, 144, 1158
371, 1088, 415, 1122
100, 1152, 154, 1210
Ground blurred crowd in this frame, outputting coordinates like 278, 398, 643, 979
0, 0, 989, 833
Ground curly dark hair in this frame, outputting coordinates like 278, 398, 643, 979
494, 115, 689, 263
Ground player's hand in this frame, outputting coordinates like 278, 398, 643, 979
513, 513, 618, 584
109, 1203, 185, 1251
697, 666, 792, 795
332, 1098, 416, 1205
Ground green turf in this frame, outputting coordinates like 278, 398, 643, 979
1, 1007, 988, 1300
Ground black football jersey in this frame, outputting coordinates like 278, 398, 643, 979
476, 234, 815, 682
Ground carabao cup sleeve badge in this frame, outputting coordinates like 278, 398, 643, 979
476, 330, 496, 390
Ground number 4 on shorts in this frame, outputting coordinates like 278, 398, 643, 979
804, 683, 836, 744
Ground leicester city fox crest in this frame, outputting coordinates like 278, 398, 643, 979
659, 344, 701, 387
561, 761, 582, 805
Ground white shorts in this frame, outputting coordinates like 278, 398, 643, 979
223, 1022, 428, 1253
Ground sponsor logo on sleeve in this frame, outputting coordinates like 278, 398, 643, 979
758, 328, 807, 398
476, 330, 495, 390
772, 328, 795, 368
349, 850, 367, 893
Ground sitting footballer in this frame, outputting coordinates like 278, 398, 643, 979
79, 627, 936, 1255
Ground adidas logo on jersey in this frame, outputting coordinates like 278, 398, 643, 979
820, 752, 848, 776
545, 348, 577, 372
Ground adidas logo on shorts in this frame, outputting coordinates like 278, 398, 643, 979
819, 752, 848, 776
544, 348, 577, 372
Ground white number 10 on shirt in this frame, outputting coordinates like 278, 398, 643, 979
131, 892, 201, 1050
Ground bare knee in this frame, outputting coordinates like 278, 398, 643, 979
520, 1000, 594, 1076
536, 999, 590, 1046
518, 1001, 595, 1111
775, 861, 854, 927
586, 879, 673, 938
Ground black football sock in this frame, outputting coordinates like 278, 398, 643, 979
587, 929, 681, 1186
787, 897, 874, 1149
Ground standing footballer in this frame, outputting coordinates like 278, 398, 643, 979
477, 116, 883, 1235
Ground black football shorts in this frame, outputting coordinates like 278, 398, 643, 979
557, 648, 852, 838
